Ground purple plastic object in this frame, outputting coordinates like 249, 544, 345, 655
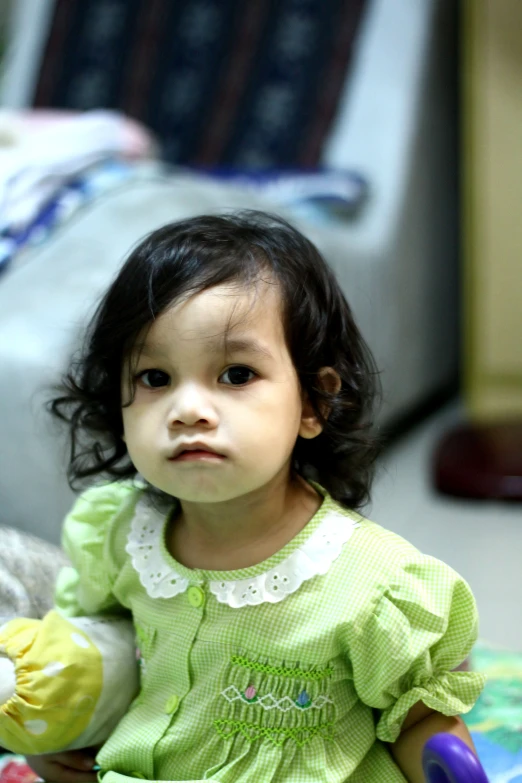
423, 734, 489, 782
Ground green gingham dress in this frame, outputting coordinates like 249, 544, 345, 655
55, 480, 485, 783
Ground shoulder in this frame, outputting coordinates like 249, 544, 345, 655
348, 514, 468, 590
333, 508, 425, 582
317, 487, 421, 571
69, 479, 140, 510
64, 480, 140, 534
56, 481, 146, 615
62, 480, 144, 570
327, 507, 470, 620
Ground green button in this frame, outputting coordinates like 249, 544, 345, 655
165, 694, 180, 714
187, 585, 205, 608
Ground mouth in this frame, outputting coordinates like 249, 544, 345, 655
168, 449, 225, 462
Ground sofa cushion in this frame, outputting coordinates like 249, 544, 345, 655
32, 0, 366, 167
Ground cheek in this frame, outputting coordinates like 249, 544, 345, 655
230, 392, 301, 446
121, 407, 146, 446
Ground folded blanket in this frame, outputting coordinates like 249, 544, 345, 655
0, 159, 139, 274
187, 167, 369, 221
0, 110, 156, 233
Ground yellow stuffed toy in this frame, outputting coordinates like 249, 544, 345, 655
0, 611, 139, 755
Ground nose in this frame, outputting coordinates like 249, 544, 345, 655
165, 383, 219, 429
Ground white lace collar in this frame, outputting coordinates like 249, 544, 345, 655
125, 489, 360, 609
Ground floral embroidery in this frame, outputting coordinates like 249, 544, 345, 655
214, 718, 335, 747
243, 686, 258, 702
221, 685, 333, 712
296, 690, 312, 709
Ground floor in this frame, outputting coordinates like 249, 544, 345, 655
367, 400, 522, 651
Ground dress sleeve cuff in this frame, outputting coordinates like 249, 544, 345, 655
376, 670, 486, 743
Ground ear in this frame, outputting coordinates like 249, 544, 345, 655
298, 367, 341, 440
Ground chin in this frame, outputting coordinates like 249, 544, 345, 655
151, 475, 234, 502
159, 475, 270, 504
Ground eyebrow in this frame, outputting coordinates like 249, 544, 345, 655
221, 337, 274, 360
134, 336, 274, 361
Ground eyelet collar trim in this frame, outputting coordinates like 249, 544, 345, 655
125, 487, 360, 607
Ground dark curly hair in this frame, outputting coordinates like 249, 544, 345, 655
49, 210, 381, 509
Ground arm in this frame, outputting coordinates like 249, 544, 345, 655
25, 750, 99, 783
21, 486, 137, 781
390, 702, 477, 783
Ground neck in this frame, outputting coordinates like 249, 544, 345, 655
167, 470, 322, 571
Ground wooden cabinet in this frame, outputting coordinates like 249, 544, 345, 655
463, 0, 522, 420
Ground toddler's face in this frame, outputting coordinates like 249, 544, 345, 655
121, 280, 317, 503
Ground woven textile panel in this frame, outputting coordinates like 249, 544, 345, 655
33, 0, 366, 166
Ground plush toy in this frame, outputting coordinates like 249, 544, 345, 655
0, 611, 139, 755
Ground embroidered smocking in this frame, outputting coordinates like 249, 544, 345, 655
221, 685, 333, 712
127, 496, 359, 606
214, 718, 335, 747
230, 655, 334, 681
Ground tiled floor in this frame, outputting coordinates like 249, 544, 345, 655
367, 401, 522, 651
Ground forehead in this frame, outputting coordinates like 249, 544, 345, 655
136, 281, 286, 356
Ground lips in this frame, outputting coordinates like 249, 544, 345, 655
169, 450, 225, 464
168, 443, 225, 460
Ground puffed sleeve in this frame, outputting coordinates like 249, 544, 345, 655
54, 482, 137, 617
349, 553, 486, 743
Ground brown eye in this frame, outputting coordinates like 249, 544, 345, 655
220, 366, 256, 386
137, 369, 170, 388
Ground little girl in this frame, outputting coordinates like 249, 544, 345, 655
29, 211, 484, 782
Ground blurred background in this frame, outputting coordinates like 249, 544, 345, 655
0, 0, 521, 675
0, 1, 522, 775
